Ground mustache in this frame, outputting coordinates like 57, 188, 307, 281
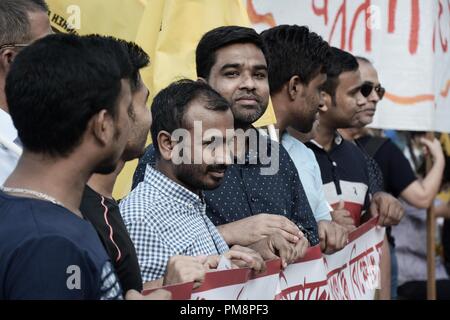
235, 94, 262, 102
207, 164, 228, 172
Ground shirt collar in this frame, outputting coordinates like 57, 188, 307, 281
0, 108, 18, 142
237, 127, 273, 165
310, 131, 343, 151
143, 164, 204, 208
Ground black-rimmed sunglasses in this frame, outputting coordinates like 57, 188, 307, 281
360, 82, 385, 100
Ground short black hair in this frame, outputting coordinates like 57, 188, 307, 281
260, 25, 330, 94
0, 0, 48, 46
82, 35, 150, 92
196, 26, 266, 79
322, 47, 359, 97
151, 79, 230, 156
5, 33, 132, 157
124, 40, 150, 91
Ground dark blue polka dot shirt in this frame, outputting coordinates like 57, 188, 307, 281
132, 130, 319, 246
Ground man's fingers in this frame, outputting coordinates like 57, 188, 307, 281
271, 216, 302, 237
370, 198, 380, 218
272, 228, 300, 243
225, 250, 254, 265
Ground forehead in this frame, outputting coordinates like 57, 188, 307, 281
212, 43, 267, 69
184, 98, 233, 132
358, 62, 380, 83
337, 69, 362, 91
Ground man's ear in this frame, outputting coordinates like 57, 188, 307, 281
287, 75, 304, 101
157, 130, 174, 161
197, 77, 207, 84
91, 110, 114, 146
321, 92, 332, 113
0, 49, 16, 73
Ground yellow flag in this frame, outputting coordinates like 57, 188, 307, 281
150, 0, 276, 127
441, 133, 450, 157
46, 0, 277, 199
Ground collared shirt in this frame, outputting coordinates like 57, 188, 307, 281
120, 165, 229, 282
0, 109, 20, 185
281, 132, 332, 222
132, 131, 320, 246
203, 129, 319, 246
306, 132, 371, 226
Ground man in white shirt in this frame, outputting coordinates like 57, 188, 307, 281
0, 0, 52, 184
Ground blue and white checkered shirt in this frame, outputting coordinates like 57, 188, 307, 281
119, 165, 229, 282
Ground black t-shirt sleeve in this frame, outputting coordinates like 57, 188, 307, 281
80, 188, 143, 292
4, 236, 100, 299
375, 140, 417, 198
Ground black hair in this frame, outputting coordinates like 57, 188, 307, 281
0, 0, 48, 46
322, 47, 359, 98
120, 40, 150, 92
82, 35, 150, 92
151, 79, 230, 156
260, 25, 330, 93
5, 33, 132, 157
196, 26, 266, 79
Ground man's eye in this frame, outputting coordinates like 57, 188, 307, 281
254, 72, 266, 79
225, 71, 239, 77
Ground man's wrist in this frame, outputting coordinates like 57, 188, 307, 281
217, 223, 234, 245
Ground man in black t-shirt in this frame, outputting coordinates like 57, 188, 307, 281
340, 57, 446, 299
0, 34, 166, 299
80, 36, 208, 292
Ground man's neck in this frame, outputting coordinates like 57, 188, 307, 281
155, 160, 201, 197
313, 121, 336, 151
87, 160, 125, 199
271, 94, 290, 137
0, 78, 8, 111
3, 151, 93, 217
339, 128, 366, 141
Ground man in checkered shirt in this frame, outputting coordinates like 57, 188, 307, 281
120, 80, 308, 284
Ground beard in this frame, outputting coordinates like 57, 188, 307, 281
231, 103, 267, 126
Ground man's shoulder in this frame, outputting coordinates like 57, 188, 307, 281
281, 133, 315, 161
119, 183, 174, 224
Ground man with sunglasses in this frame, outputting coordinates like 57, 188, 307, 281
306, 47, 403, 230
340, 57, 445, 299
0, 0, 52, 184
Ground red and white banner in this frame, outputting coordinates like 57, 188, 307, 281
246, 0, 450, 133
144, 217, 385, 300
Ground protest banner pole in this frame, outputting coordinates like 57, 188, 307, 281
426, 132, 437, 300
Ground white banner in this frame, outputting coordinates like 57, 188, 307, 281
144, 218, 385, 300
246, 0, 450, 133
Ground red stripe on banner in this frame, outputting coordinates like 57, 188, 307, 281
274, 279, 330, 300
192, 268, 250, 293
250, 259, 281, 279
349, 247, 374, 265
294, 245, 323, 263
327, 263, 348, 278
348, 217, 378, 243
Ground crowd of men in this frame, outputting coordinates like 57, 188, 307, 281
0, 0, 447, 300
